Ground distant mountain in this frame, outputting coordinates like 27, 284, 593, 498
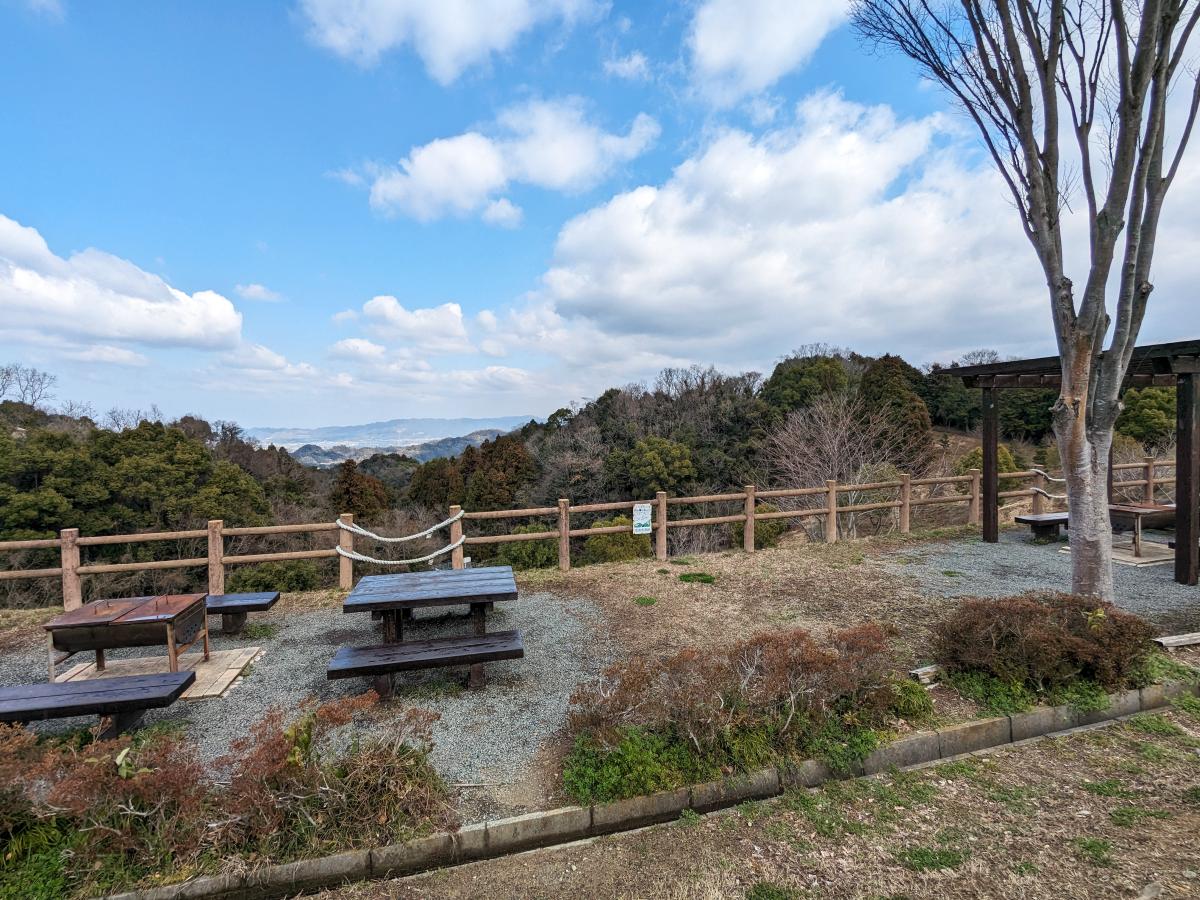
287, 429, 509, 468
246, 415, 533, 451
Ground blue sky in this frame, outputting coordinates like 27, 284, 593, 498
2, 0, 1197, 428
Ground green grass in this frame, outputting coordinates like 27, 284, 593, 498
1073, 837, 1113, 866
940, 569, 964, 578
1127, 713, 1185, 736
1081, 778, 1134, 799
1109, 806, 1169, 827
1049, 679, 1110, 714
678, 572, 716, 584
945, 670, 1035, 715
633, 596, 658, 607
1172, 693, 1200, 721
745, 881, 801, 900
1183, 786, 1200, 805
893, 846, 968, 871
677, 808, 701, 828
933, 759, 980, 779
656, 568, 669, 574
669, 557, 696, 566
1138, 651, 1200, 686
241, 621, 278, 641
1013, 861, 1039, 876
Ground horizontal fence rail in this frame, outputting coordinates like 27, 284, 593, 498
0, 458, 1179, 608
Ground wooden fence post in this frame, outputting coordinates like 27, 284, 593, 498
1032, 471, 1045, 516
743, 484, 756, 552
899, 474, 911, 534
60, 528, 81, 611
449, 507, 464, 570
557, 499, 571, 572
338, 513, 355, 588
825, 480, 838, 544
655, 491, 668, 561
1144, 456, 1157, 503
207, 520, 225, 595
968, 468, 982, 525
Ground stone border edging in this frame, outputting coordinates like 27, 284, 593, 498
102, 678, 1200, 900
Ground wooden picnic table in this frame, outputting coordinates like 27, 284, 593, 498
44, 593, 210, 681
1109, 503, 1177, 558
341, 567, 518, 692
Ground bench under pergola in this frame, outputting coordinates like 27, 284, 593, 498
950, 339, 1199, 587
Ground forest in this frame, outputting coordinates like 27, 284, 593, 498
0, 349, 1176, 602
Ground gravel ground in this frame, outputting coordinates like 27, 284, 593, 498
0, 590, 615, 816
875, 530, 1200, 634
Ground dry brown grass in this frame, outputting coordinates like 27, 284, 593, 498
320, 706, 1200, 900
0, 605, 58, 652
516, 527, 975, 665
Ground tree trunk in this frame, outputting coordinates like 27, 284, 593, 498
1056, 414, 1116, 600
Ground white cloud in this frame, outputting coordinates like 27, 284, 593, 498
330, 337, 387, 359
361, 296, 475, 354
332, 309, 359, 324
360, 98, 659, 223
0, 214, 242, 350
25, 0, 64, 21
689, 0, 849, 105
221, 343, 318, 379
64, 345, 149, 367
235, 282, 284, 302
604, 51, 650, 80
299, 0, 604, 83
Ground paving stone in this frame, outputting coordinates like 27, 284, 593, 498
937, 716, 1011, 757
591, 786, 690, 833
487, 806, 590, 853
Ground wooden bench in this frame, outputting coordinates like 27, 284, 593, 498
0, 671, 195, 738
328, 630, 524, 698
1014, 512, 1070, 540
206, 592, 280, 635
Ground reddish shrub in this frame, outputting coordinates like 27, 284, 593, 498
933, 592, 1154, 691
570, 624, 896, 749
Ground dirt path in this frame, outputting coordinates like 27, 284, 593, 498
320, 704, 1200, 899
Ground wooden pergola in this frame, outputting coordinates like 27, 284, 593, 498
952, 339, 1199, 586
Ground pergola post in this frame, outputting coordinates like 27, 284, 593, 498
1177, 372, 1199, 586
981, 387, 999, 543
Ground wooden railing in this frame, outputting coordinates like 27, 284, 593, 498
0, 458, 1177, 607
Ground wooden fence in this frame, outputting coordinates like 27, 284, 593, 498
0, 458, 1177, 609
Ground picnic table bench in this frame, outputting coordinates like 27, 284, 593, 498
0, 671, 195, 738
1016, 503, 1177, 558
1014, 511, 1069, 540
205, 591, 280, 635
331, 567, 523, 697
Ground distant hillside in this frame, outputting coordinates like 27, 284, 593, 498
290, 429, 506, 468
246, 415, 533, 450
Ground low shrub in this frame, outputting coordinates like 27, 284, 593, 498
564, 624, 904, 801
732, 504, 789, 549
933, 592, 1154, 699
581, 516, 652, 564
0, 695, 452, 897
888, 678, 935, 724
678, 571, 715, 584
955, 445, 1023, 493
494, 523, 558, 570
227, 560, 319, 593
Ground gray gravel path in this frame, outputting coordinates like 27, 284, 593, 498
0, 590, 613, 813
875, 531, 1200, 634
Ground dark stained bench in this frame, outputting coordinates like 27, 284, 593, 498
206, 592, 280, 635
0, 671, 195, 738
1014, 512, 1070, 540
328, 630, 524, 697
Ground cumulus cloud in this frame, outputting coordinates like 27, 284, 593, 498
360, 296, 475, 354
299, 0, 604, 83
689, 0, 849, 105
235, 282, 284, 302
330, 337, 387, 359
360, 98, 659, 223
0, 214, 242, 350
64, 345, 149, 367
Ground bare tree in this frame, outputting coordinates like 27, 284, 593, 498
853, 0, 1200, 598
765, 394, 934, 538
0, 363, 57, 407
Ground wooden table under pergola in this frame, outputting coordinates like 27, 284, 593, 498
950, 339, 1199, 586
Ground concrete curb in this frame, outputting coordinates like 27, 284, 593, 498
101, 677, 1200, 900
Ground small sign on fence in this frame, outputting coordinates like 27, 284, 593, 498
632, 502, 653, 535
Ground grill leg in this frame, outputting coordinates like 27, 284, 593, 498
468, 603, 487, 690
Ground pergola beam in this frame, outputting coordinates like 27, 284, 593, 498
1179, 372, 1199, 586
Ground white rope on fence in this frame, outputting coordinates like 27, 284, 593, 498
335, 536, 466, 566
1031, 487, 1068, 501
334, 508, 464, 543
1029, 468, 1067, 483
